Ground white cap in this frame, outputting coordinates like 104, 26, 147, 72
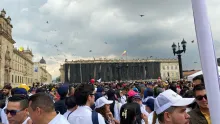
95, 97, 113, 109
154, 89, 195, 114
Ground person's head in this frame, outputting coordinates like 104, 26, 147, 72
28, 93, 55, 124
11, 88, 27, 96
3, 85, 12, 96
132, 94, 142, 105
68, 86, 75, 96
35, 88, 47, 93
144, 98, 154, 113
74, 83, 95, 106
127, 90, 138, 103
154, 89, 195, 124
193, 84, 208, 109
192, 74, 204, 86
147, 82, 154, 89
144, 88, 153, 98
57, 85, 68, 98
65, 96, 77, 111
6, 95, 29, 124
95, 97, 113, 119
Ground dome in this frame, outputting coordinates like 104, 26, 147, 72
40, 57, 46, 64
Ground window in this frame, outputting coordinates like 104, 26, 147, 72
171, 66, 173, 70
175, 65, 178, 70
163, 73, 166, 77
12, 75, 13, 83
167, 66, 169, 70
163, 66, 165, 70
15, 76, 17, 83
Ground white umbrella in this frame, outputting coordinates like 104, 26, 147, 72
187, 66, 220, 81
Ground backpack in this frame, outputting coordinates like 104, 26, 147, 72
67, 110, 99, 124
92, 111, 99, 124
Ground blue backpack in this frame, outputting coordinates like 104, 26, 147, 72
92, 111, 99, 124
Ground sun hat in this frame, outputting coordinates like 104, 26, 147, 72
95, 96, 113, 109
154, 89, 195, 114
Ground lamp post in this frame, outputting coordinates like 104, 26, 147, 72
171, 39, 187, 79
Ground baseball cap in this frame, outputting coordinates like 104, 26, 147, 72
127, 90, 138, 97
13, 88, 28, 95
154, 89, 195, 114
143, 98, 155, 111
95, 97, 113, 109
133, 94, 142, 100
133, 88, 139, 93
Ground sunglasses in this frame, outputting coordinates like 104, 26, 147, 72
195, 95, 207, 101
4, 109, 23, 116
90, 93, 95, 96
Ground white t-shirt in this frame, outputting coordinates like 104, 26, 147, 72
114, 101, 122, 121
22, 117, 31, 124
1, 104, 9, 124
48, 113, 70, 124
68, 106, 105, 124
63, 110, 72, 119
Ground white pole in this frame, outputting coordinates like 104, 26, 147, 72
191, 0, 220, 123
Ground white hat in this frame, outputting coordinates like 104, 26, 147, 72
95, 97, 113, 109
154, 89, 195, 114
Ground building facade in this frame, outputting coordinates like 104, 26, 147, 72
160, 62, 180, 81
33, 58, 52, 84
60, 58, 179, 83
0, 9, 52, 87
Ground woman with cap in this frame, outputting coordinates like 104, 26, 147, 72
95, 97, 120, 124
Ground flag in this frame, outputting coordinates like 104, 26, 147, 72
97, 78, 101, 83
34, 67, 38, 72
122, 51, 127, 56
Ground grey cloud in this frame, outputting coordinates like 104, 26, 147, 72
2, 0, 220, 78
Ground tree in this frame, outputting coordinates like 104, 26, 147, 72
56, 76, 61, 82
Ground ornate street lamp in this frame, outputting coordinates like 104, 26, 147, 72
171, 39, 187, 79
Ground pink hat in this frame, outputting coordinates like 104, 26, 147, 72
127, 90, 138, 97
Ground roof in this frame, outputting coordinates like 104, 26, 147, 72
40, 57, 46, 64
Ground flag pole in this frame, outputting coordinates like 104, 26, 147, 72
126, 51, 128, 61
191, 0, 220, 123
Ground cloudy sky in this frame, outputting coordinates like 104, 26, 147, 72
1, 0, 220, 79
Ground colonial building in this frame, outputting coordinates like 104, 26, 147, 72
0, 9, 52, 87
60, 58, 180, 83
33, 57, 52, 84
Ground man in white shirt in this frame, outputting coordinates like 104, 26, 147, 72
154, 89, 195, 124
68, 83, 105, 124
28, 93, 69, 124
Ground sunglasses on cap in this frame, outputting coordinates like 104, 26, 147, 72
4, 109, 24, 116
195, 94, 207, 101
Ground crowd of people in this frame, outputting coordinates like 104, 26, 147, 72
0, 74, 210, 124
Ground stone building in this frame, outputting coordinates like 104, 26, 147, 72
33, 57, 52, 84
60, 58, 180, 83
0, 9, 52, 87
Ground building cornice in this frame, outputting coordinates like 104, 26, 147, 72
65, 59, 178, 64
13, 49, 33, 64
0, 16, 13, 28
0, 27, 15, 44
